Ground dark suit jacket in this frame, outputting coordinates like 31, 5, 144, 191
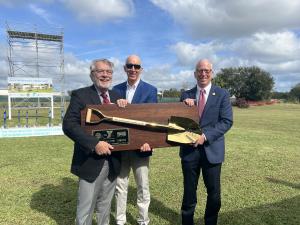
63, 85, 122, 182
113, 80, 158, 157
180, 85, 233, 164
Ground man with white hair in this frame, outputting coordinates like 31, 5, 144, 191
63, 58, 122, 225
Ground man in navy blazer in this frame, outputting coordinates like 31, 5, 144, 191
180, 59, 233, 225
113, 55, 157, 225
63, 59, 122, 225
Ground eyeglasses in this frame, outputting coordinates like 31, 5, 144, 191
92, 69, 113, 75
196, 69, 212, 74
125, 64, 141, 70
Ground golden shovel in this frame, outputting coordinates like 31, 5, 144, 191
86, 108, 201, 144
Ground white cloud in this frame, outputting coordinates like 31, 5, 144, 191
144, 66, 195, 91
29, 4, 53, 24
61, 0, 134, 23
0, 44, 9, 89
62, 56, 195, 92
63, 55, 91, 90
63, 54, 128, 91
1, 29, 299, 92
0, 0, 134, 23
0, 41, 70, 91
232, 31, 300, 64
170, 31, 300, 91
152, 0, 300, 91
171, 41, 223, 67
151, 0, 300, 39
0, 44, 131, 92
1, 0, 299, 93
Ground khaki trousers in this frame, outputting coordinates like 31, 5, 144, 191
115, 151, 150, 225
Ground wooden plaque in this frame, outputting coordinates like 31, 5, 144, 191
81, 102, 199, 151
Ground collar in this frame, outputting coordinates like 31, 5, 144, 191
197, 82, 212, 94
94, 84, 109, 96
127, 79, 140, 89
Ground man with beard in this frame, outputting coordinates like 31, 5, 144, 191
63, 58, 122, 225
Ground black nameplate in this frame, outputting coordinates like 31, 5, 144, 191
93, 128, 129, 145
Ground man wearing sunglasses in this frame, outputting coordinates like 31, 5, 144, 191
113, 55, 157, 225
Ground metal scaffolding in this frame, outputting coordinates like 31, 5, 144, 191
6, 22, 65, 120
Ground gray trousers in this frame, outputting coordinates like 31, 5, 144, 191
76, 160, 116, 225
115, 151, 150, 225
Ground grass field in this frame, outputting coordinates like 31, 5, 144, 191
0, 103, 299, 225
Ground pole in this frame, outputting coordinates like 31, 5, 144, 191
3, 109, 7, 128
26, 110, 28, 128
48, 108, 52, 127
35, 109, 38, 126
18, 110, 21, 128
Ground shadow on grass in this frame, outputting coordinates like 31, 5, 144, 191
30, 178, 179, 225
110, 185, 180, 224
30, 177, 77, 225
30, 177, 300, 225
266, 177, 300, 190
113, 185, 299, 225
219, 177, 300, 225
218, 195, 300, 225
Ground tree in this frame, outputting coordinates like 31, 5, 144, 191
289, 83, 300, 102
162, 88, 181, 98
214, 66, 274, 101
213, 67, 245, 98
244, 67, 274, 100
272, 91, 289, 100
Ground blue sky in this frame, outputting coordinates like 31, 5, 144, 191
0, 0, 299, 92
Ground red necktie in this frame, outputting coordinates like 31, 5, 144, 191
101, 93, 110, 104
198, 89, 206, 118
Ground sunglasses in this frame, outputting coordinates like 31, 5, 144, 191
196, 69, 212, 74
125, 64, 141, 70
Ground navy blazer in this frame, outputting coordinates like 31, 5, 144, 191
63, 85, 122, 182
180, 85, 233, 164
113, 80, 158, 157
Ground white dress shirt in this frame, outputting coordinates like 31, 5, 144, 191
94, 85, 110, 103
196, 82, 211, 105
126, 79, 140, 103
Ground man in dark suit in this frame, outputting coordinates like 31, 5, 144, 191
63, 59, 122, 225
180, 59, 233, 225
113, 55, 157, 225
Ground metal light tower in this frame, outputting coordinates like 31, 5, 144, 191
6, 22, 65, 120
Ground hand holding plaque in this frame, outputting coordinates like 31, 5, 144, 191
86, 107, 201, 144
81, 102, 201, 151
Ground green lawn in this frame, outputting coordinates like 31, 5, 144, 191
0, 103, 299, 225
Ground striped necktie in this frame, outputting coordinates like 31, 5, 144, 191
101, 93, 110, 104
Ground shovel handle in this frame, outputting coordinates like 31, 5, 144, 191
86, 107, 185, 132
111, 117, 172, 129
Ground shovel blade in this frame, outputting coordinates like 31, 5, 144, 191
169, 116, 201, 134
167, 131, 200, 144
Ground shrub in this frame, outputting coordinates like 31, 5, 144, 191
233, 98, 249, 108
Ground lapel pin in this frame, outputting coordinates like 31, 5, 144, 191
212, 92, 216, 96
